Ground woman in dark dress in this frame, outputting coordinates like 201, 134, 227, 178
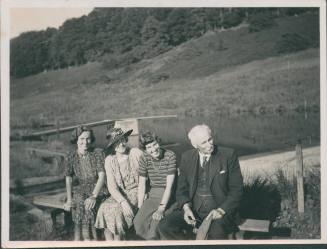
133, 131, 177, 240
63, 126, 107, 241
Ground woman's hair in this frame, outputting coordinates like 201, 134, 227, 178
139, 131, 160, 150
70, 125, 95, 144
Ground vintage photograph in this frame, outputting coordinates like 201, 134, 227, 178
1, 0, 326, 247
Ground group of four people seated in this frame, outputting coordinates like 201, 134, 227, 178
63, 124, 243, 241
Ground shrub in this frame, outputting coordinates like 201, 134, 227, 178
222, 10, 245, 28
101, 50, 142, 71
240, 177, 281, 221
275, 33, 312, 54
304, 170, 320, 207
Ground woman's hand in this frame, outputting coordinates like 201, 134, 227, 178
121, 200, 134, 218
152, 205, 165, 221
84, 196, 97, 210
63, 200, 73, 211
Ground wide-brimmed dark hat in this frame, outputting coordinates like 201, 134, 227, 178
106, 127, 133, 149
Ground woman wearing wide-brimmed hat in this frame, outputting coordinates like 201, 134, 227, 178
63, 126, 108, 241
95, 127, 143, 240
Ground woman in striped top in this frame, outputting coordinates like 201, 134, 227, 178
133, 131, 177, 240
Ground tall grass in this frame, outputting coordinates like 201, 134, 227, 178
271, 169, 320, 239
240, 177, 281, 221
10, 141, 67, 180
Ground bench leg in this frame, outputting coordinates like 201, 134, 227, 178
228, 232, 236, 240
64, 211, 73, 230
235, 230, 245, 240
50, 209, 64, 229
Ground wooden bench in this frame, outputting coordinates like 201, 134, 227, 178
33, 190, 72, 230
235, 219, 270, 239
33, 191, 270, 240
10, 176, 65, 195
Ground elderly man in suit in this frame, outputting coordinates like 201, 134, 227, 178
158, 124, 243, 240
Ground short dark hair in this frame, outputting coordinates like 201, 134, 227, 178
70, 125, 95, 144
139, 131, 160, 150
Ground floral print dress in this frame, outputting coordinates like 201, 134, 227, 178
65, 148, 108, 226
95, 148, 143, 236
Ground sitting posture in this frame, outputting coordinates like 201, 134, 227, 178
158, 124, 243, 240
63, 126, 107, 241
95, 128, 143, 240
133, 131, 177, 240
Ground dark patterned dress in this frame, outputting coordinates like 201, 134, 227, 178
64, 148, 108, 226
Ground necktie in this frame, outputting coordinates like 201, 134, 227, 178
202, 156, 208, 167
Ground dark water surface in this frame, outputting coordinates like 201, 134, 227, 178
83, 113, 320, 159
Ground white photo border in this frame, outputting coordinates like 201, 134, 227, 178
1, 0, 326, 247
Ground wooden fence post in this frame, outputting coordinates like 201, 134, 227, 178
295, 142, 305, 217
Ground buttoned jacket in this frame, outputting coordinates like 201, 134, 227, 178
176, 145, 243, 216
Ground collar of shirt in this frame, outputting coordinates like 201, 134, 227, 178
199, 152, 211, 167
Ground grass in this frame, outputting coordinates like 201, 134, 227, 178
10, 48, 319, 127
7, 11, 321, 241
10, 140, 70, 180
272, 169, 321, 239
9, 194, 54, 241
10, 12, 319, 127
9, 169, 320, 240
239, 169, 320, 239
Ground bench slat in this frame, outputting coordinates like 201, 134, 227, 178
33, 192, 67, 210
26, 147, 66, 157
238, 219, 270, 232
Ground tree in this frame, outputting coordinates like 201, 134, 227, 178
141, 16, 161, 42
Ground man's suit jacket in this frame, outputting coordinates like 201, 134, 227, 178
176, 145, 243, 219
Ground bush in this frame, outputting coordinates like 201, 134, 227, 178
222, 10, 245, 28
275, 33, 312, 54
304, 170, 320, 207
240, 177, 281, 221
101, 51, 141, 71
248, 13, 276, 32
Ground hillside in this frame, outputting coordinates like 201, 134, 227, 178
10, 12, 320, 128
10, 8, 318, 78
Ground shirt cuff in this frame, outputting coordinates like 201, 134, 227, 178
183, 202, 192, 211
217, 208, 226, 216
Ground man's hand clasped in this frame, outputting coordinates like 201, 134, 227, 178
206, 208, 225, 220
183, 204, 196, 226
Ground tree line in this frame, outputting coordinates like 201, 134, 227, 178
10, 7, 316, 78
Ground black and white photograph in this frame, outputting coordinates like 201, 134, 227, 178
1, 0, 326, 247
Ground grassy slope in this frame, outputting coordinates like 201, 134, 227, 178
10, 12, 319, 127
